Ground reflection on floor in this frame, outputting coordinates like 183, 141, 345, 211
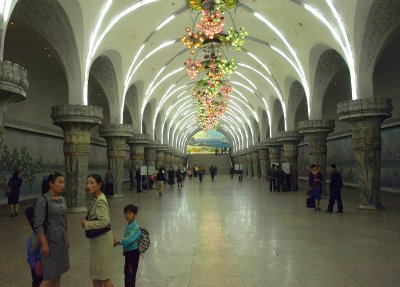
1, 174, 400, 287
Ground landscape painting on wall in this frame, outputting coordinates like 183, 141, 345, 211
187, 130, 231, 154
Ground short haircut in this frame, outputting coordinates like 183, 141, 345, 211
310, 164, 317, 169
124, 204, 138, 214
330, 164, 337, 169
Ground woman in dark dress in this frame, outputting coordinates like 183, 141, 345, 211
8, 170, 23, 217
309, 164, 323, 211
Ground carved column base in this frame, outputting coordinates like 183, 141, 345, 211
299, 119, 335, 195
264, 138, 282, 179
100, 124, 133, 198
278, 132, 303, 191
338, 98, 392, 210
51, 105, 103, 212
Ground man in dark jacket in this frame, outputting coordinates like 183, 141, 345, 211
327, 164, 343, 213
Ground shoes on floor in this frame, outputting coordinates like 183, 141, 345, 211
9, 214, 14, 218
159, 192, 162, 196
336, 211, 343, 213
318, 208, 321, 211
325, 210, 333, 213
14, 212, 18, 217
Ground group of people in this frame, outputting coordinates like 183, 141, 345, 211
214, 147, 228, 155
27, 172, 142, 287
308, 163, 344, 213
269, 164, 287, 192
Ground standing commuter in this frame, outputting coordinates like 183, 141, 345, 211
327, 164, 344, 213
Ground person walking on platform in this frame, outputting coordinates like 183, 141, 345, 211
327, 164, 344, 213
269, 165, 277, 192
104, 168, 114, 196
7, 170, 23, 217
275, 166, 286, 192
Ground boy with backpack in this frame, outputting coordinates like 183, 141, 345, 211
113, 204, 142, 287
27, 234, 43, 287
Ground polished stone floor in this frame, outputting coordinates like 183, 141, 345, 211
1, 174, 400, 287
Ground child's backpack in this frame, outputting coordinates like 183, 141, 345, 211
138, 227, 150, 254
24, 196, 49, 232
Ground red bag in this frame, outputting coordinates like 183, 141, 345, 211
34, 261, 43, 276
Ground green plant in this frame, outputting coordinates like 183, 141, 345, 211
0, 145, 47, 192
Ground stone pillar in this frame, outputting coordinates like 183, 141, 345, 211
246, 152, 253, 177
252, 149, 260, 178
278, 132, 303, 191
299, 119, 335, 195
127, 134, 149, 188
258, 145, 269, 180
338, 98, 392, 210
0, 61, 29, 149
240, 153, 247, 174
264, 138, 281, 179
99, 124, 133, 198
164, 151, 172, 167
156, 150, 165, 169
127, 134, 149, 171
145, 143, 157, 168
51, 105, 103, 212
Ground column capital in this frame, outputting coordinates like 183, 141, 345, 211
127, 133, 150, 145
99, 124, 133, 138
0, 60, 29, 99
51, 104, 103, 126
264, 138, 282, 148
337, 98, 392, 122
298, 119, 335, 135
278, 131, 303, 144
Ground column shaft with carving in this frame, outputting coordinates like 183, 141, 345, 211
246, 152, 253, 177
127, 134, 149, 187
51, 105, 103, 212
338, 98, 392, 209
156, 150, 165, 168
258, 147, 269, 180
99, 124, 132, 198
265, 139, 281, 179
299, 119, 335, 195
252, 150, 260, 178
278, 132, 303, 191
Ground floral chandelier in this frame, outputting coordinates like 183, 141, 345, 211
182, 0, 248, 130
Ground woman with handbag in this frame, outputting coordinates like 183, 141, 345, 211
34, 172, 70, 287
309, 164, 323, 211
80, 174, 114, 287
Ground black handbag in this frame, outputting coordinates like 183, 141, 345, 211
85, 197, 111, 238
85, 225, 111, 238
306, 196, 316, 208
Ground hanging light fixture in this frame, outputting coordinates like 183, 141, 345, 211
182, 0, 247, 130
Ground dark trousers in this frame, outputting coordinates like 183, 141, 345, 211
30, 268, 43, 287
328, 191, 343, 212
124, 249, 140, 287
211, 174, 215, 181
136, 181, 141, 193
269, 177, 276, 191
105, 183, 113, 195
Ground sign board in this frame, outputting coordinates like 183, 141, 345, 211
148, 165, 155, 175
234, 163, 242, 171
281, 163, 291, 174
140, 166, 148, 176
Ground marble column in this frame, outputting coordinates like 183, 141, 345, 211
51, 105, 103, 212
127, 134, 149, 188
278, 132, 304, 191
299, 119, 335, 195
264, 138, 281, 179
252, 149, 260, 178
0, 61, 29, 149
246, 152, 254, 177
241, 154, 247, 174
127, 134, 149, 171
338, 98, 392, 210
145, 143, 157, 168
164, 151, 172, 167
156, 149, 165, 169
258, 144, 269, 180
99, 124, 133, 198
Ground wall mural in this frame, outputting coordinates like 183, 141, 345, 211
297, 126, 400, 190
187, 130, 231, 154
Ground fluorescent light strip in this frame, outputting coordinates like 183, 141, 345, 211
303, 1, 357, 100
230, 97, 259, 123
253, 11, 310, 115
155, 14, 176, 31
161, 96, 192, 143
231, 81, 254, 94
221, 115, 244, 149
235, 71, 257, 90
247, 52, 272, 75
225, 110, 250, 148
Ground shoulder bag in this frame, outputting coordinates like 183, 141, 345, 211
85, 197, 111, 238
